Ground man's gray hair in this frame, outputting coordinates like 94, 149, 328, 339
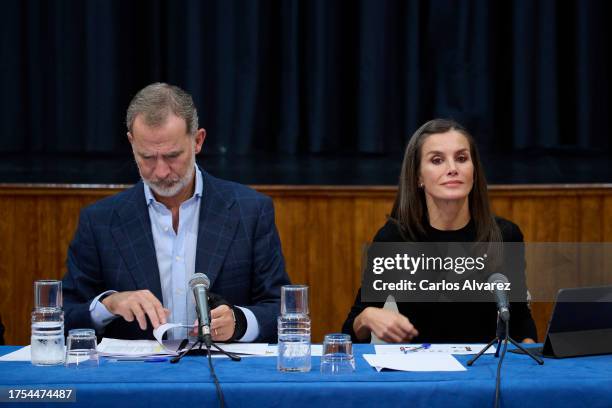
126, 82, 199, 136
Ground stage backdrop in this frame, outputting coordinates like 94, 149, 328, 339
1, 0, 610, 160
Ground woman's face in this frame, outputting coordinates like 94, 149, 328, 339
418, 130, 474, 202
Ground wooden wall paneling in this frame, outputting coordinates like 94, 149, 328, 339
13, 196, 42, 344
0, 196, 16, 345
490, 197, 512, 220
273, 197, 310, 286
0, 185, 611, 346
305, 197, 332, 342
325, 197, 356, 338
578, 196, 609, 287
557, 196, 580, 241
605, 196, 612, 241
605, 197, 612, 284
579, 196, 603, 241
36, 197, 60, 280
509, 197, 535, 241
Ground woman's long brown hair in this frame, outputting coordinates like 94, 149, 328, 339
390, 118, 501, 243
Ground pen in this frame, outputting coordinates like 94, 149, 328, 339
400, 343, 431, 354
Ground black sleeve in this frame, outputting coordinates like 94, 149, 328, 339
509, 301, 538, 341
341, 222, 397, 343
208, 292, 247, 341
499, 218, 538, 341
341, 289, 384, 343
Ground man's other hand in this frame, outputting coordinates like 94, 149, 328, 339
102, 290, 170, 330
190, 305, 236, 342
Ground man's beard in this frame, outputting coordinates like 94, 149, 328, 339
141, 155, 196, 198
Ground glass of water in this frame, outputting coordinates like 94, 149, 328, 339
277, 314, 311, 372
31, 308, 65, 366
34, 280, 63, 309
65, 329, 98, 368
320, 333, 355, 374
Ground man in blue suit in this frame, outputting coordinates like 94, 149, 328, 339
62, 83, 290, 342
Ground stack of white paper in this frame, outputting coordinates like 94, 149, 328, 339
97, 338, 176, 358
363, 353, 467, 372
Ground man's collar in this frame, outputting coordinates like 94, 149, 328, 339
143, 164, 203, 206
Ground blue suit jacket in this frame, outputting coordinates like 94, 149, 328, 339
62, 170, 290, 342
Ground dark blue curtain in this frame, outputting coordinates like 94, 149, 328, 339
1, 0, 610, 156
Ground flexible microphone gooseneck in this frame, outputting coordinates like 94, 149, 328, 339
189, 273, 212, 348
488, 273, 510, 322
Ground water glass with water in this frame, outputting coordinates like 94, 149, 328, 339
277, 314, 311, 372
34, 280, 63, 309
320, 333, 355, 374
31, 308, 65, 366
65, 329, 98, 368
278, 285, 311, 372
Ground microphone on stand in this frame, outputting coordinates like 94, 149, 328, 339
189, 273, 212, 348
488, 273, 510, 322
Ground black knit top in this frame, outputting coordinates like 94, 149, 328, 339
342, 217, 538, 343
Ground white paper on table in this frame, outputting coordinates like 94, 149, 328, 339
265, 344, 323, 357
153, 323, 194, 344
375, 344, 495, 355
97, 338, 175, 357
0, 346, 32, 362
215, 343, 269, 356
363, 353, 467, 372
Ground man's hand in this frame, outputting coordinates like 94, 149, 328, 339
191, 305, 236, 342
101, 290, 169, 330
353, 307, 419, 343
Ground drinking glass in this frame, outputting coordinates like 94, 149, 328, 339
320, 333, 355, 374
34, 280, 63, 309
277, 314, 311, 372
280, 285, 309, 316
65, 329, 98, 368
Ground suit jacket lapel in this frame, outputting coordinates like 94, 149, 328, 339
110, 182, 163, 302
195, 170, 239, 287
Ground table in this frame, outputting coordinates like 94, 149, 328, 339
1, 345, 611, 408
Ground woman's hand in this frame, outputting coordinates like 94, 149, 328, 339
353, 307, 419, 343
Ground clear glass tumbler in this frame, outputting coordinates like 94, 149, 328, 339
280, 285, 309, 316
65, 328, 98, 368
320, 333, 355, 374
34, 280, 63, 309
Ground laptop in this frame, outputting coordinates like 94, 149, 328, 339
513, 285, 612, 358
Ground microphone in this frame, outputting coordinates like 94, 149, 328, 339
488, 273, 510, 322
189, 273, 212, 347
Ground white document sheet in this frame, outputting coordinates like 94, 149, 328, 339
375, 344, 495, 355
363, 353, 467, 372
0, 346, 32, 362
98, 337, 271, 358
97, 338, 174, 357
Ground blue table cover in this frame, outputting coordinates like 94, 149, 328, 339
0, 344, 611, 408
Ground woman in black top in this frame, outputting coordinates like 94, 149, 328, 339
342, 119, 537, 344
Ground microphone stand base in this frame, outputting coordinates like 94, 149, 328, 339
171, 338, 242, 363
467, 318, 544, 366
